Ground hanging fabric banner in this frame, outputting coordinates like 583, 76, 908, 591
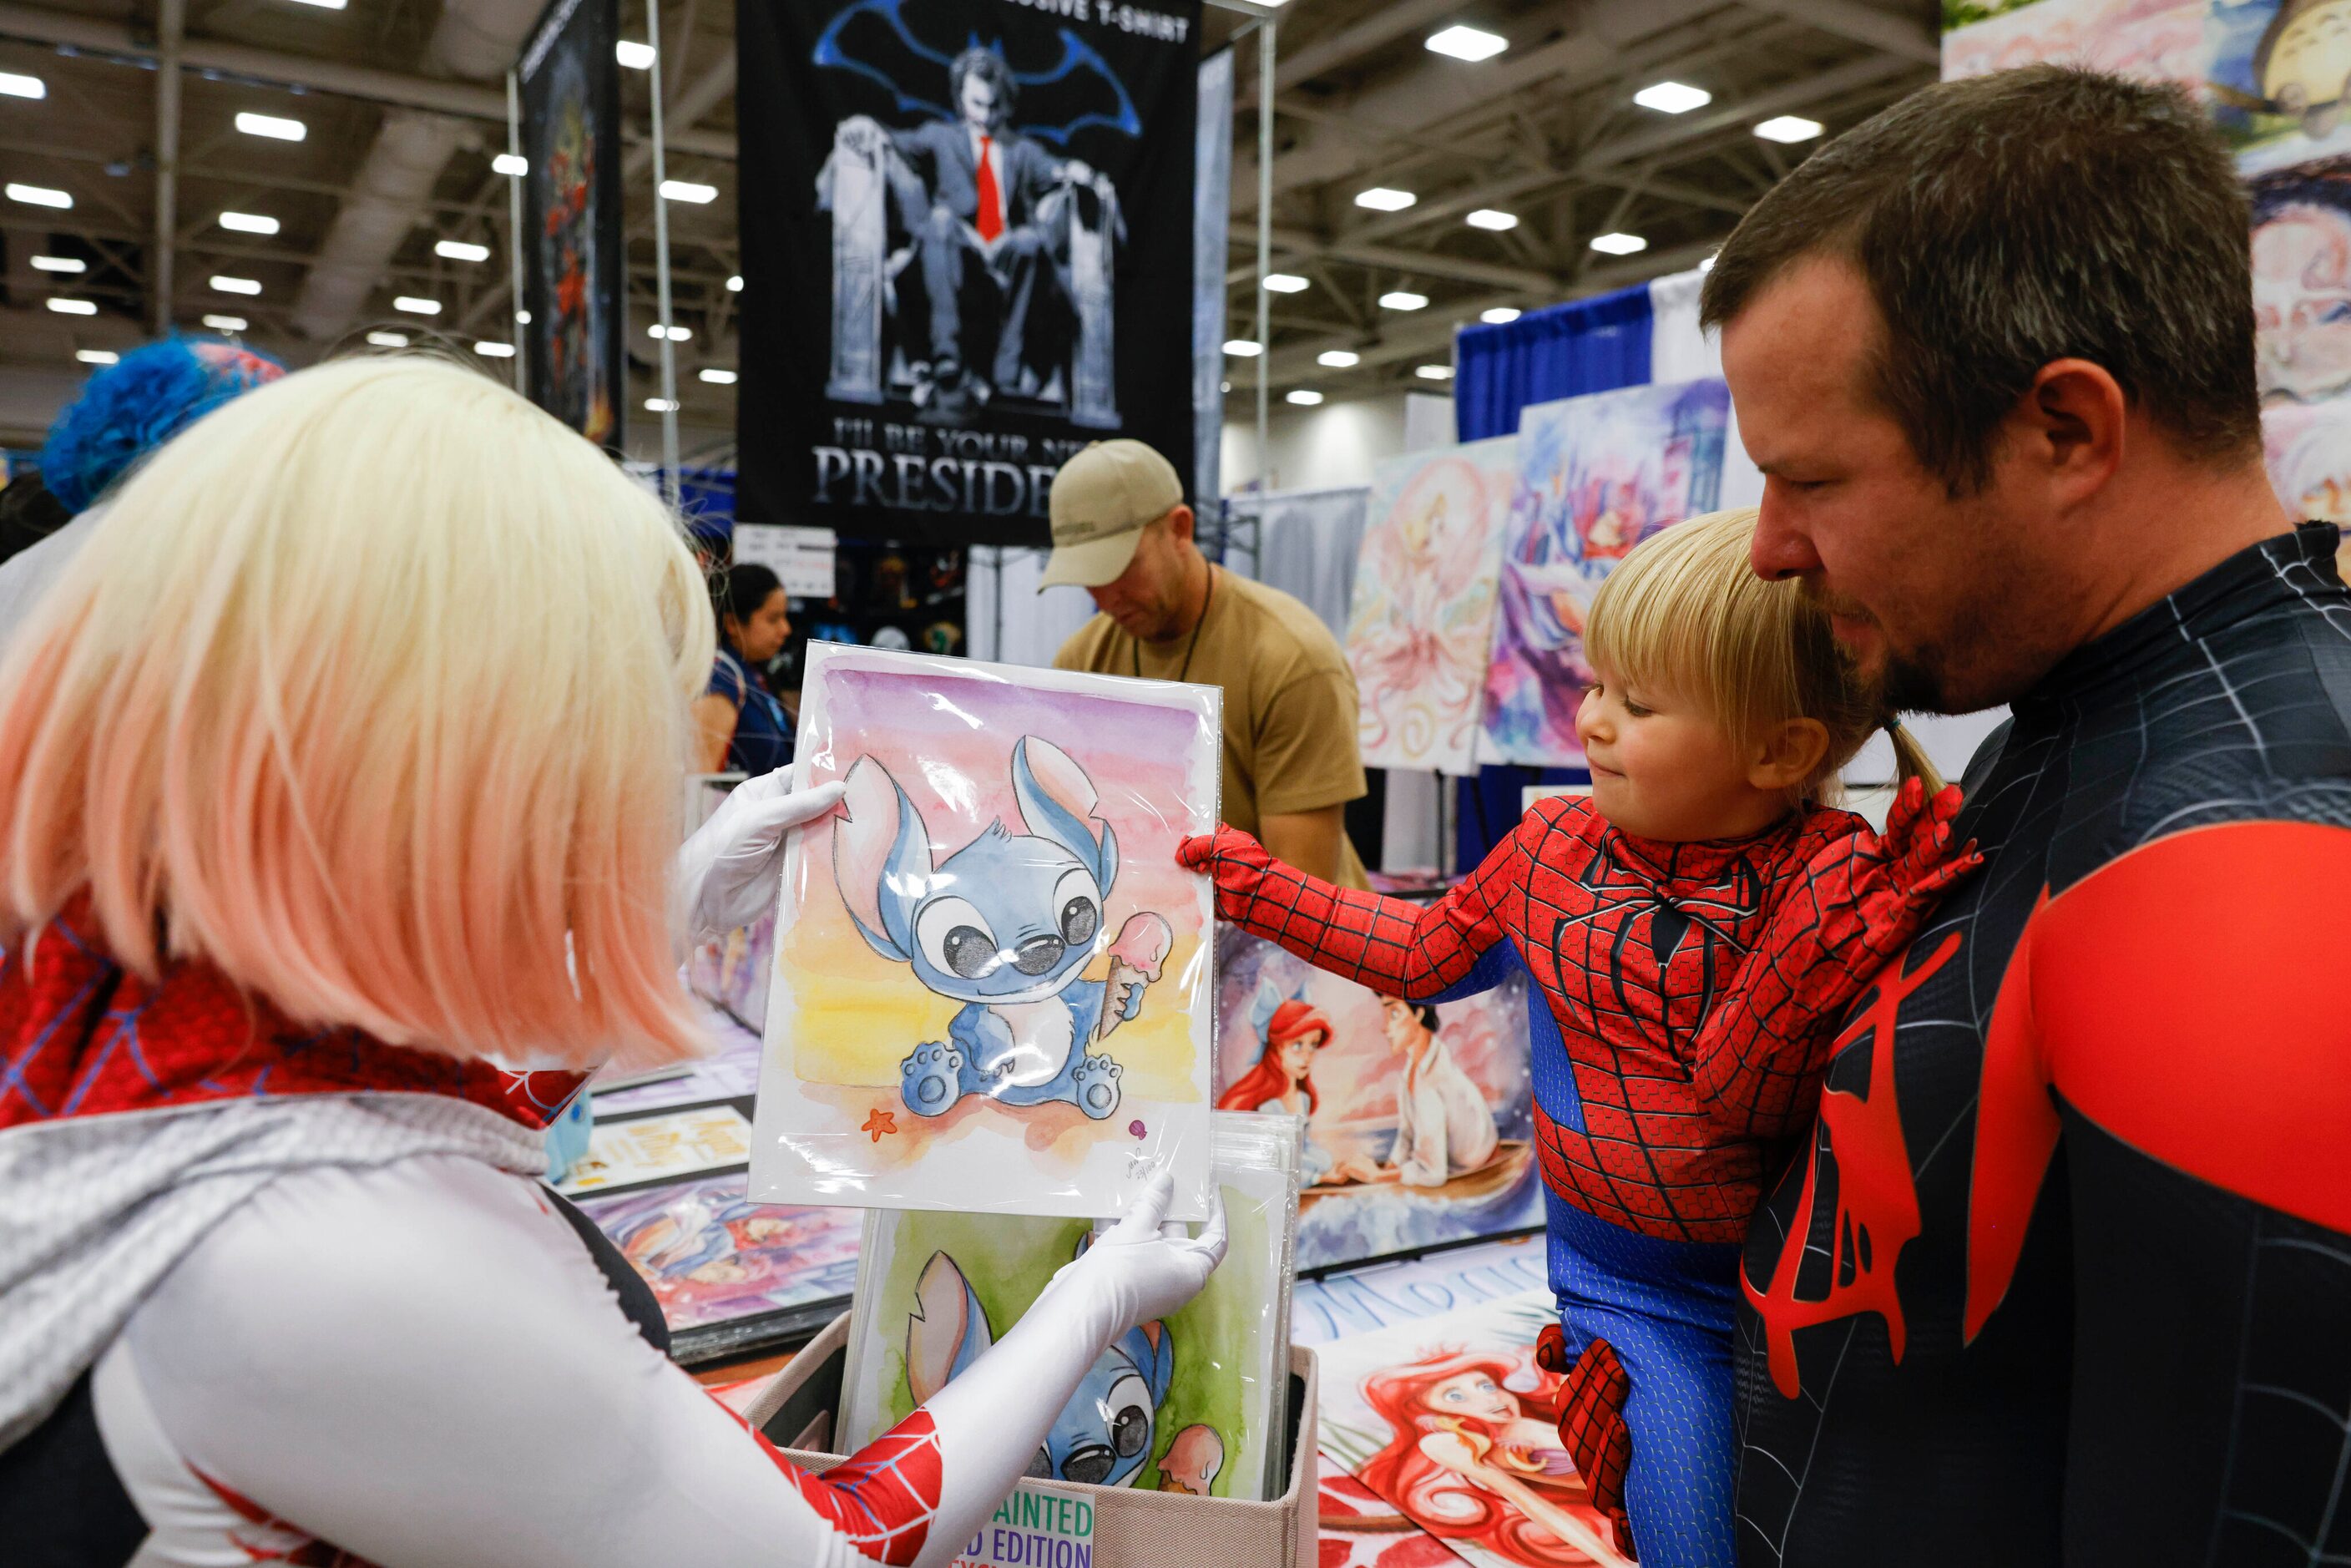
518, 0, 625, 452
736, 0, 1202, 546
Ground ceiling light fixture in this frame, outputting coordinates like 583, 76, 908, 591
1466, 209, 1519, 231
436, 239, 491, 262
1633, 80, 1711, 114
1481, 306, 1522, 325
218, 210, 278, 235
366, 330, 408, 348
645, 397, 680, 413
473, 341, 515, 358
700, 367, 739, 384
7, 183, 70, 210
660, 179, 717, 204
75, 348, 119, 365
287, 0, 349, 9
647, 322, 692, 341
1317, 349, 1360, 368
1754, 114, 1824, 144
1222, 338, 1263, 357
46, 298, 95, 316
1416, 365, 1455, 381
29, 255, 83, 273
515, 308, 532, 324
726, 274, 743, 291
1355, 186, 1416, 212
1426, 24, 1508, 61
202, 313, 248, 331
1287, 390, 1325, 406
1588, 232, 1648, 256
0, 72, 46, 99
235, 110, 306, 141
493, 152, 527, 176
1263, 272, 1310, 293
1379, 290, 1428, 311
392, 295, 442, 315
616, 40, 656, 68
210, 275, 262, 295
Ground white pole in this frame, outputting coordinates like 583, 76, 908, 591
1256, 18, 1272, 493
506, 70, 528, 398
646, 0, 682, 503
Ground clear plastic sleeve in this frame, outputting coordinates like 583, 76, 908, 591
748, 644, 1222, 1221
836, 1110, 1302, 1500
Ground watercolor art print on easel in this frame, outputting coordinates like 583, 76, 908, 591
748, 645, 1222, 1222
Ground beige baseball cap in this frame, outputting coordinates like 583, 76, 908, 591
1039, 439, 1184, 589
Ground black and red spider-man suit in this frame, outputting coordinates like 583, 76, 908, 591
1728, 523, 2351, 1567
1182, 776, 1975, 1565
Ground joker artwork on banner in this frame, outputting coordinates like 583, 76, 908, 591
736, 0, 1201, 545
1345, 437, 1519, 776
1481, 379, 1729, 767
1216, 927, 1540, 1272
518, 0, 623, 449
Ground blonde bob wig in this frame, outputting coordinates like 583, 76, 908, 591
0, 355, 716, 1069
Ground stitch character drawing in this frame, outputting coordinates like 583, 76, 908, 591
908, 1247, 1217, 1490
834, 734, 1173, 1121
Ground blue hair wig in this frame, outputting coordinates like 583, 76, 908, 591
40, 335, 286, 514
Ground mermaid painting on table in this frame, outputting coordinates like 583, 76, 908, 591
1215, 994, 1381, 1186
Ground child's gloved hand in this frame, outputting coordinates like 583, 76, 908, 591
1044, 1168, 1228, 1336
1176, 826, 1281, 922
1872, 777, 1982, 908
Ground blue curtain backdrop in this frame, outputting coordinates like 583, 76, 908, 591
1452, 282, 1656, 871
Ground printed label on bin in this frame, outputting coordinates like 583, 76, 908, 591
951, 1482, 1095, 1568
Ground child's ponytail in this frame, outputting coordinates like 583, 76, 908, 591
1884, 716, 1946, 796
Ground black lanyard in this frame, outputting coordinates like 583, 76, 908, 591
1134, 566, 1215, 685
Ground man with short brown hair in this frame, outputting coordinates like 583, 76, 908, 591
1046, 439, 1370, 888
1700, 65, 2351, 1565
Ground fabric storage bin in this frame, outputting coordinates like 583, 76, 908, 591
743, 1312, 1320, 1567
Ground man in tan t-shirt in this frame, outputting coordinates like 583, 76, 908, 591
1044, 439, 1369, 888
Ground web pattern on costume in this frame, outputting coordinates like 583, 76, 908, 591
1729, 525, 2351, 1568
0, 893, 584, 1135
1187, 786, 1967, 1245
734, 1404, 945, 1567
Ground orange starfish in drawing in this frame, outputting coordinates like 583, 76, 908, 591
862, 1107, 897, 1142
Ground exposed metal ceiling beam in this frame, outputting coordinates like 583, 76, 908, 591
152, 0, 183, 334
1259, 225, 1559, 293
1735, 0, 1939, 64
0, 3, 732, 155
1234, 0, 1464, 111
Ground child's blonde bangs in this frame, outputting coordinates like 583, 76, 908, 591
1584, 508, 1804, 742
0, 355, 716, 1071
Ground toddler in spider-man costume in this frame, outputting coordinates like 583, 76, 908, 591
1183, 509, 1979, 1566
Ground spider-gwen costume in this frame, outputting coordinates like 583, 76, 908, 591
0, 894, 1216, 1568
1184, 781, 1972, 1565
1730, 527, 2351, 1567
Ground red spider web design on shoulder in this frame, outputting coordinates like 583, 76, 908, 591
726, 1399, 943, 1565
1190, 789, 1966, 1244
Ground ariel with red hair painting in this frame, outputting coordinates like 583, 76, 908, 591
1216, 997, 1379, 1185
1355, 1351, 1631, 1568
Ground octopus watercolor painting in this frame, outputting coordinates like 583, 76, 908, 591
1344, 436, 1519, 777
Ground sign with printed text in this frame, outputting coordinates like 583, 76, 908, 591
950, 1482, 1095, 1568
737, 0, 1203, 546
733, 523, 839, 600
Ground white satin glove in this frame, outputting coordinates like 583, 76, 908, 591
1044, 1168, 1228, 1338
676, 771, 847, 943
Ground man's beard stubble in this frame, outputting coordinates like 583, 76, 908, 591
1802, 575, 1952, 716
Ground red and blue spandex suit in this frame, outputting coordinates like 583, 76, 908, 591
1183, 783, 1971, 1565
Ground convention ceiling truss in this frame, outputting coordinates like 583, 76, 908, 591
0, 0, 1934, 448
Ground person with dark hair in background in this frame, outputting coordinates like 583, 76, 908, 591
0, 336, 282, 645
1695, 64, 2351, 1565
0, 470, 68, 574
693, 563, 796, 774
